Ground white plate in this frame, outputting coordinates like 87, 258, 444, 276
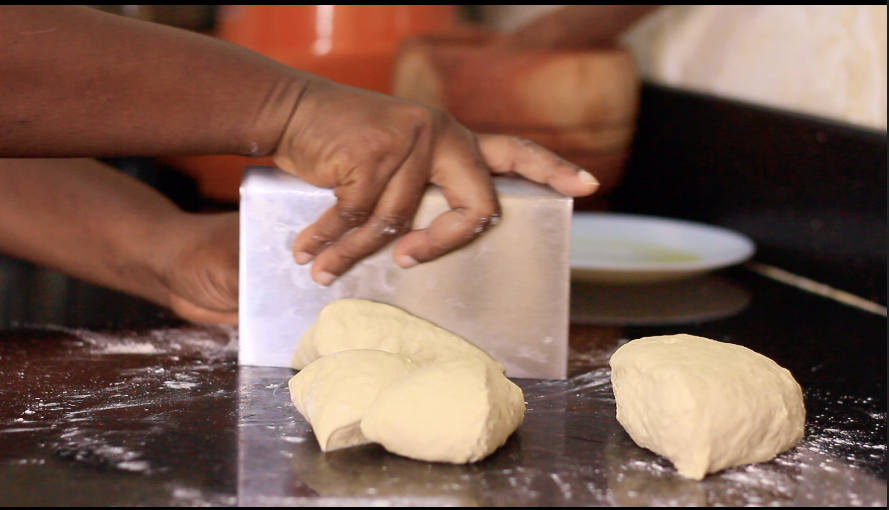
571, 213, 755, 284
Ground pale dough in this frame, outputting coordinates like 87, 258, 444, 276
291, 299, 504, 373
361, 358, 526, 464
288, 349, 420, 451
288, 299, 524, 464
609, 334, 806, 480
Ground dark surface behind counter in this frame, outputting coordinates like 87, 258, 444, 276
608, 84, 887, 306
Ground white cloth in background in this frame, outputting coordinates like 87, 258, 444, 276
485, 5, 888, 130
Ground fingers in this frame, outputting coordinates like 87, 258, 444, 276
300, 142, 431, 286
295, 123, 596, 285
291, 165, 392, 266
169, 294, 239, 325
476, 134, 600, 197
394, 132, 501, 266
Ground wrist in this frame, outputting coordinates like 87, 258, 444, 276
244, 71, 317, 158
151, 212, 240, 318
269, 76, 354, 176
147, 211, 200, 299
123, 209, 191, 309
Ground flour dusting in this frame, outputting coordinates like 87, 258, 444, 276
33, 324, 239, 356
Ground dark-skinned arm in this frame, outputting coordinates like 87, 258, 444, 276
1, 6, 600, 287
0, 5, 300, 158
0, 158, 239, 324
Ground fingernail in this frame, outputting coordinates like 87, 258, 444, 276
396, 255, 418, 269
578, 169, 599, 186
315, 271, 337, 286
295, 251, 314, 265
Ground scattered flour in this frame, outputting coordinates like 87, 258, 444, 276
29, 324, 238, 356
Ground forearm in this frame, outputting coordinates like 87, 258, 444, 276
0, 5, 307, 158
0, 158, 185, 306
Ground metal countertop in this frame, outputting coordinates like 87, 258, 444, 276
0, 259, 885, 506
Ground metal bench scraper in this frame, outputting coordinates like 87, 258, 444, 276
239, 166, 571, 379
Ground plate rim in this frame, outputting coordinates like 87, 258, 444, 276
570, 212, 756, 273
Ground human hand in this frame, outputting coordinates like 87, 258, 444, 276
160, 213, 239, 325
0, 158, 240, 325
273, 79, 600, 286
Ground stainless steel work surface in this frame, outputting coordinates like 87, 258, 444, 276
237, 358, 886, 507
0, 260, 885, 506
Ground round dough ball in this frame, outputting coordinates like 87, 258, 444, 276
609, 334, 805, 480
289, 349, 420, 451
360, 358, 526, 464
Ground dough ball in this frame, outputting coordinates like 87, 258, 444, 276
609, 334, 805, 480
291, 299, 503, 373
288, 299, 524, 463
289, 349, 420, 451
360, 358, 526, 464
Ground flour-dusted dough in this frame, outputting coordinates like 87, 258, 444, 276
288, 299, 524, 464
289, 349, 420, 451
610, 334, 806, 480
360, 358, 526, 464
291, 299, 504, 373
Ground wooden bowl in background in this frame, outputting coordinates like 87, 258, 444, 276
393, 30, 640, 209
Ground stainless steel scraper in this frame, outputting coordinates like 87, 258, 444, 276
239, 166, 571, 379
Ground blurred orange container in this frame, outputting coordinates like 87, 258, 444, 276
218, 5, 454, 93
166, 5, 455, 204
